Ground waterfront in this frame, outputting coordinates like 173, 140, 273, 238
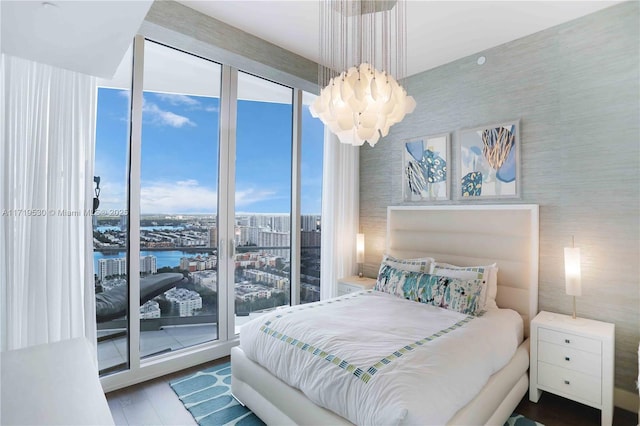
93, 250, 211, 271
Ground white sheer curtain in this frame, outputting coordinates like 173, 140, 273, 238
320, 129, 360, 299
0, 55, 97, 353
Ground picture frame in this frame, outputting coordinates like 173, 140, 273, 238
457, 120, 520, 199
402, 133, 450, 201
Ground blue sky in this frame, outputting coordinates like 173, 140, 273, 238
95, 88, 323, 215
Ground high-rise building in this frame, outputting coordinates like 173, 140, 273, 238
140, 255, 157, 275
208, 226, 217, 249
258, 230, 290, 258
270, 215, 290, 233
97, 257, 127, 281
98, 255, 157, 281
301, 215, 321, 232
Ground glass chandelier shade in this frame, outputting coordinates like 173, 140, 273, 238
310, 0, 416, 147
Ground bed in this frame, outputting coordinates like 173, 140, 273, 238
232, 205, 539, 425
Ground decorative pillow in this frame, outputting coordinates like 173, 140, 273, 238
375, 267, 485, 315
400, 271, 485, 316
430, 262, 499, 310
375, 255, 434, 297
381, 254, 433, 273
440, 277, 486, 315
375, 263, 409, 297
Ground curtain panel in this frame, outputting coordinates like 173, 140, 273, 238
0, 55, 97, 354
320, 129, 359, 299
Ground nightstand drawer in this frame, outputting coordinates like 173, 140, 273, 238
538, 341, 601, 377
338, 276, 376, 296
538, 362, 601, 405
538, 328, 601, 354
339, 283, 362, 295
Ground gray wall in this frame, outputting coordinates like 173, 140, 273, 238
360, 2, 639, 393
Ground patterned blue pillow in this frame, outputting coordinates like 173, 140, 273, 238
439, 276, 485, 316
375, 255, 433, 297
374, 263, 408, 297
377, 268, 485, 316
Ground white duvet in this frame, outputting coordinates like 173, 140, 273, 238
239, 290, 522, 425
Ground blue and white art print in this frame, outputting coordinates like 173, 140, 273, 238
403, 133, 450, 201
458, 120, 520, 199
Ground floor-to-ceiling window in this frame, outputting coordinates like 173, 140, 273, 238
300, 92, 323, 304
94, 44, 132, 375
94, 37, 323, 383
234, 72, 293, 327
138, 41, 222, 359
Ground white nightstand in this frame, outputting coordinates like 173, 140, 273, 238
529, 311, 615, 426
337, 276, 376, 296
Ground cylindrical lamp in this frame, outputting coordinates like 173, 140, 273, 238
356, 233, 365, 277
564, 245, 581, 319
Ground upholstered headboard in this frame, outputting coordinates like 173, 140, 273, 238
386, 205, 539, 337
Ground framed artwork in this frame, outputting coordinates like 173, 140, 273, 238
458, 120, 520, 199
402, 133, 450, 201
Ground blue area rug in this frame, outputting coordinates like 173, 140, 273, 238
171, 361, 542, 426
169, 362, 265, 426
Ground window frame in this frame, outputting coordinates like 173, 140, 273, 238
99, 35, 315, 392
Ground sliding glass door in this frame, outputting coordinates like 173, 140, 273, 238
94, 36, 322, 385
234, 72, 293, 329
139, 41, 222, 358
94, 44, 133, 375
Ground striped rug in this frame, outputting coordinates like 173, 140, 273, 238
171, 361, 543, 426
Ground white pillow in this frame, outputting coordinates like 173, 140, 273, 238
430, 261, 499, 310
380, 253, 434, 273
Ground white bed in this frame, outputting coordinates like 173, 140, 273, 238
232, 205, 539, 425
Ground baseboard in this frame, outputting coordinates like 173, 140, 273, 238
615, 387, 639, 413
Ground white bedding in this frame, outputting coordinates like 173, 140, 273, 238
239, 290, 523, 425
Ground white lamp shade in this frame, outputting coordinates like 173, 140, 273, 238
564, 247, 582, 296
356, 233, 365, 264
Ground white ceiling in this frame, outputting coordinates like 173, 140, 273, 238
1, 0, 152, 78
178, 0, 621, 76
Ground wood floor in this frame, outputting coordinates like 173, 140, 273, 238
515, 392, 637, 426
106, 358, 638, 426
106, 357, 228, 426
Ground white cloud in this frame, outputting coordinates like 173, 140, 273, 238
141, 180, 216, 214
143, 101, 195, 128
205, 105, 219, 113
236, 187, 278, 208
96, 178, 280, 215
155, 93, 200, 107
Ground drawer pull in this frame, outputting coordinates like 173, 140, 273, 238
563, 380, 570, 385
564, 356, 570, 361
564, 339, 571, 344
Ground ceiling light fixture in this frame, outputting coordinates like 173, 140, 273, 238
310, 0, 416, 147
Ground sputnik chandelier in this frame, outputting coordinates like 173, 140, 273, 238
310, 0, 416, 147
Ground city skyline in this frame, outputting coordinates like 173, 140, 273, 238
95, 88, 324, 215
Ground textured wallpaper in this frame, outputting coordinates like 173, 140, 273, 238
360, 2, 639, 393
